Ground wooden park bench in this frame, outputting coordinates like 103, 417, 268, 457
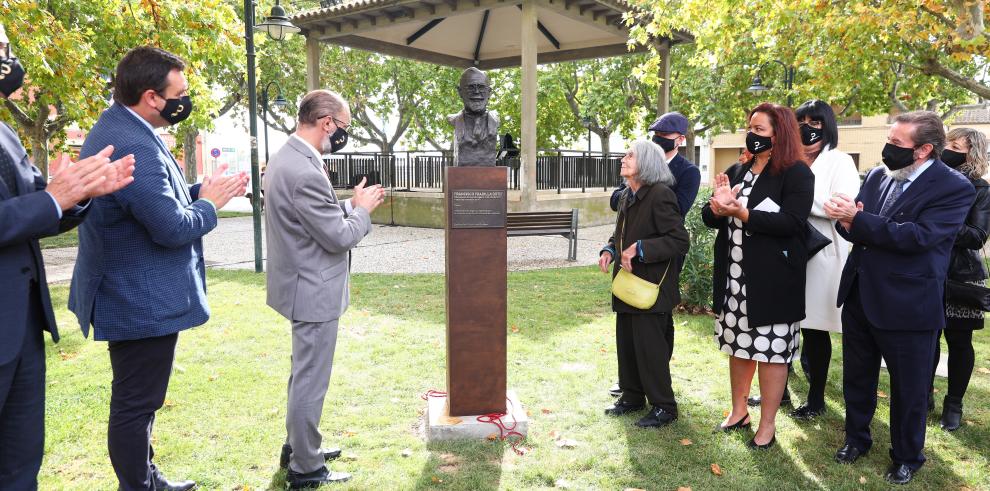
506, 209, 579, 261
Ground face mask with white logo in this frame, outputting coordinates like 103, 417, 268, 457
745, 131, 773, 155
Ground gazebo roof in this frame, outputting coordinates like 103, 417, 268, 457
292, 0, 692, 69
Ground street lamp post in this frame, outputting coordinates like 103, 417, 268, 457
245, 0, 299, 273
260, 81, 288, 164
747, 60, 795, 107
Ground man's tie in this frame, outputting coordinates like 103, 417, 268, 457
0, 145, 19, 196
879, 179, 906, 217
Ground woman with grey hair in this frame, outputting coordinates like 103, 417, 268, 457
930, 127, 990, 431
599, 140, 690, 429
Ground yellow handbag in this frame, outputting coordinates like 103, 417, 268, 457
610, 215, 669, 310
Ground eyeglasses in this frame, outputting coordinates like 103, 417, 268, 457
321, 115, 350, 130
463, 84, 491, 94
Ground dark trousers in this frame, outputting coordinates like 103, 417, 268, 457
616, 312, 676, 414
800, 328, 833, 408
108, 333, 178, 491
841, 282, 938, 470
0, 286, 45, 491
931, 329, 976, 399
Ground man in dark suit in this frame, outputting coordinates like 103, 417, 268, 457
69, 46, 246, 491
825, 111, 975, 485
0, 24, 135, 490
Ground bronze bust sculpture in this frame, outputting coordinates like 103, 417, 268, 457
447, 67, 499, 166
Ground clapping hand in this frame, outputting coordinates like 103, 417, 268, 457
824, 193, 863, 231
709, 173, 743, 218
47, 145, 136, 210
351, 176, 385, 212
200, 164, 249, 210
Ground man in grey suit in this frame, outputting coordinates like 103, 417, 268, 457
264, 89, 384, 488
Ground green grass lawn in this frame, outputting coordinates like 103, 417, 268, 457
39, 212, 253, 250
41, 268, 990, 490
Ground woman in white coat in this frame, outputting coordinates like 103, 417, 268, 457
790, 100, 861, 419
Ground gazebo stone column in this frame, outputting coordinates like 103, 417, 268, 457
520, 0, 538, 210
306, 34, 321, 91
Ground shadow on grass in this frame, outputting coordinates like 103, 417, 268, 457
413, 440, 504, 491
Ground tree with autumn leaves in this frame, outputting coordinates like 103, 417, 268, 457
628, 0, 988, 130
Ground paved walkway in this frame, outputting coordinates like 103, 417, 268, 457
42, 217, 616, 283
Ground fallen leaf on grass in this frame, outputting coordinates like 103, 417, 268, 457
877, 390, 888, 398
343, 430, 357, 438
58, 350, 76, 361
978, 367, 990, 374
548, 430, 557, 438
599, 347, 608, 354
208, 374, 219, 382
511, 325, 520, 333
163, 399, 175, 408
859, 476, 867, 484
431, 476, 443, 483
676, 487, 691, 491
487, 433, 499, 441
710, 463, 723, 476
679, 438, 693, 446
541, 408, 553, 414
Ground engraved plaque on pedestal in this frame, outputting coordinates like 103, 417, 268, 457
444, 166, 508, 416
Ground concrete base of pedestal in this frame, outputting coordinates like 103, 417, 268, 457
425, 390, 528, 442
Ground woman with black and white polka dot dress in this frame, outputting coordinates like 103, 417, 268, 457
715, 169, 801, 364
702, 103, 815, 449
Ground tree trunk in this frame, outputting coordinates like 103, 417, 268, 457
685, 127, 697, 164
30, 133, 49, 180
184, 129, 199, 184
600, 135, 610, 156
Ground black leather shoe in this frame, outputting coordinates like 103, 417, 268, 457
286, 466, 351, 489
634, 406, 677, 428
714, 413, 751, 433
834, 443, 868, 464
746, 434, 776, 450
940, 395, 963, 431
604, 400, 645, 416
608, 382, 622, 398
884, 463, 915, 485
789, 404, 825, 420
280, 444, 343, 469
152, 472, 196, 491
748, 388, 792, 407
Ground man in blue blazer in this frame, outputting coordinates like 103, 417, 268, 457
0, 25, 135, 490
69, 46, 246, 491
825, 111, 975, 485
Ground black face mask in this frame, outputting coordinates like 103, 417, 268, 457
881, 142, 918, 171
941, 149, 967, 169
0, 52, 26, 98
157, 94, 193, 125
327, 127, 348, 153
800, 124, 823, 146
652, 134, 678, 153
745, 131, 773, 155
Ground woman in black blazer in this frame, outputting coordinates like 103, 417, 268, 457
702, 103, 814, 448
599, 140, 690, 429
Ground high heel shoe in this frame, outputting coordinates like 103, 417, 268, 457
714, 413, 751, 433
747, 434, 776, 450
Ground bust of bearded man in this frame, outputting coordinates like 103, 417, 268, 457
447, 67, 500, 166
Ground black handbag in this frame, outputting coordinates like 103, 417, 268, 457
805, 222, 832, 259
945, 244, 990, 311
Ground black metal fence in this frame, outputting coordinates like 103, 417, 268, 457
322, 150, 623, 192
